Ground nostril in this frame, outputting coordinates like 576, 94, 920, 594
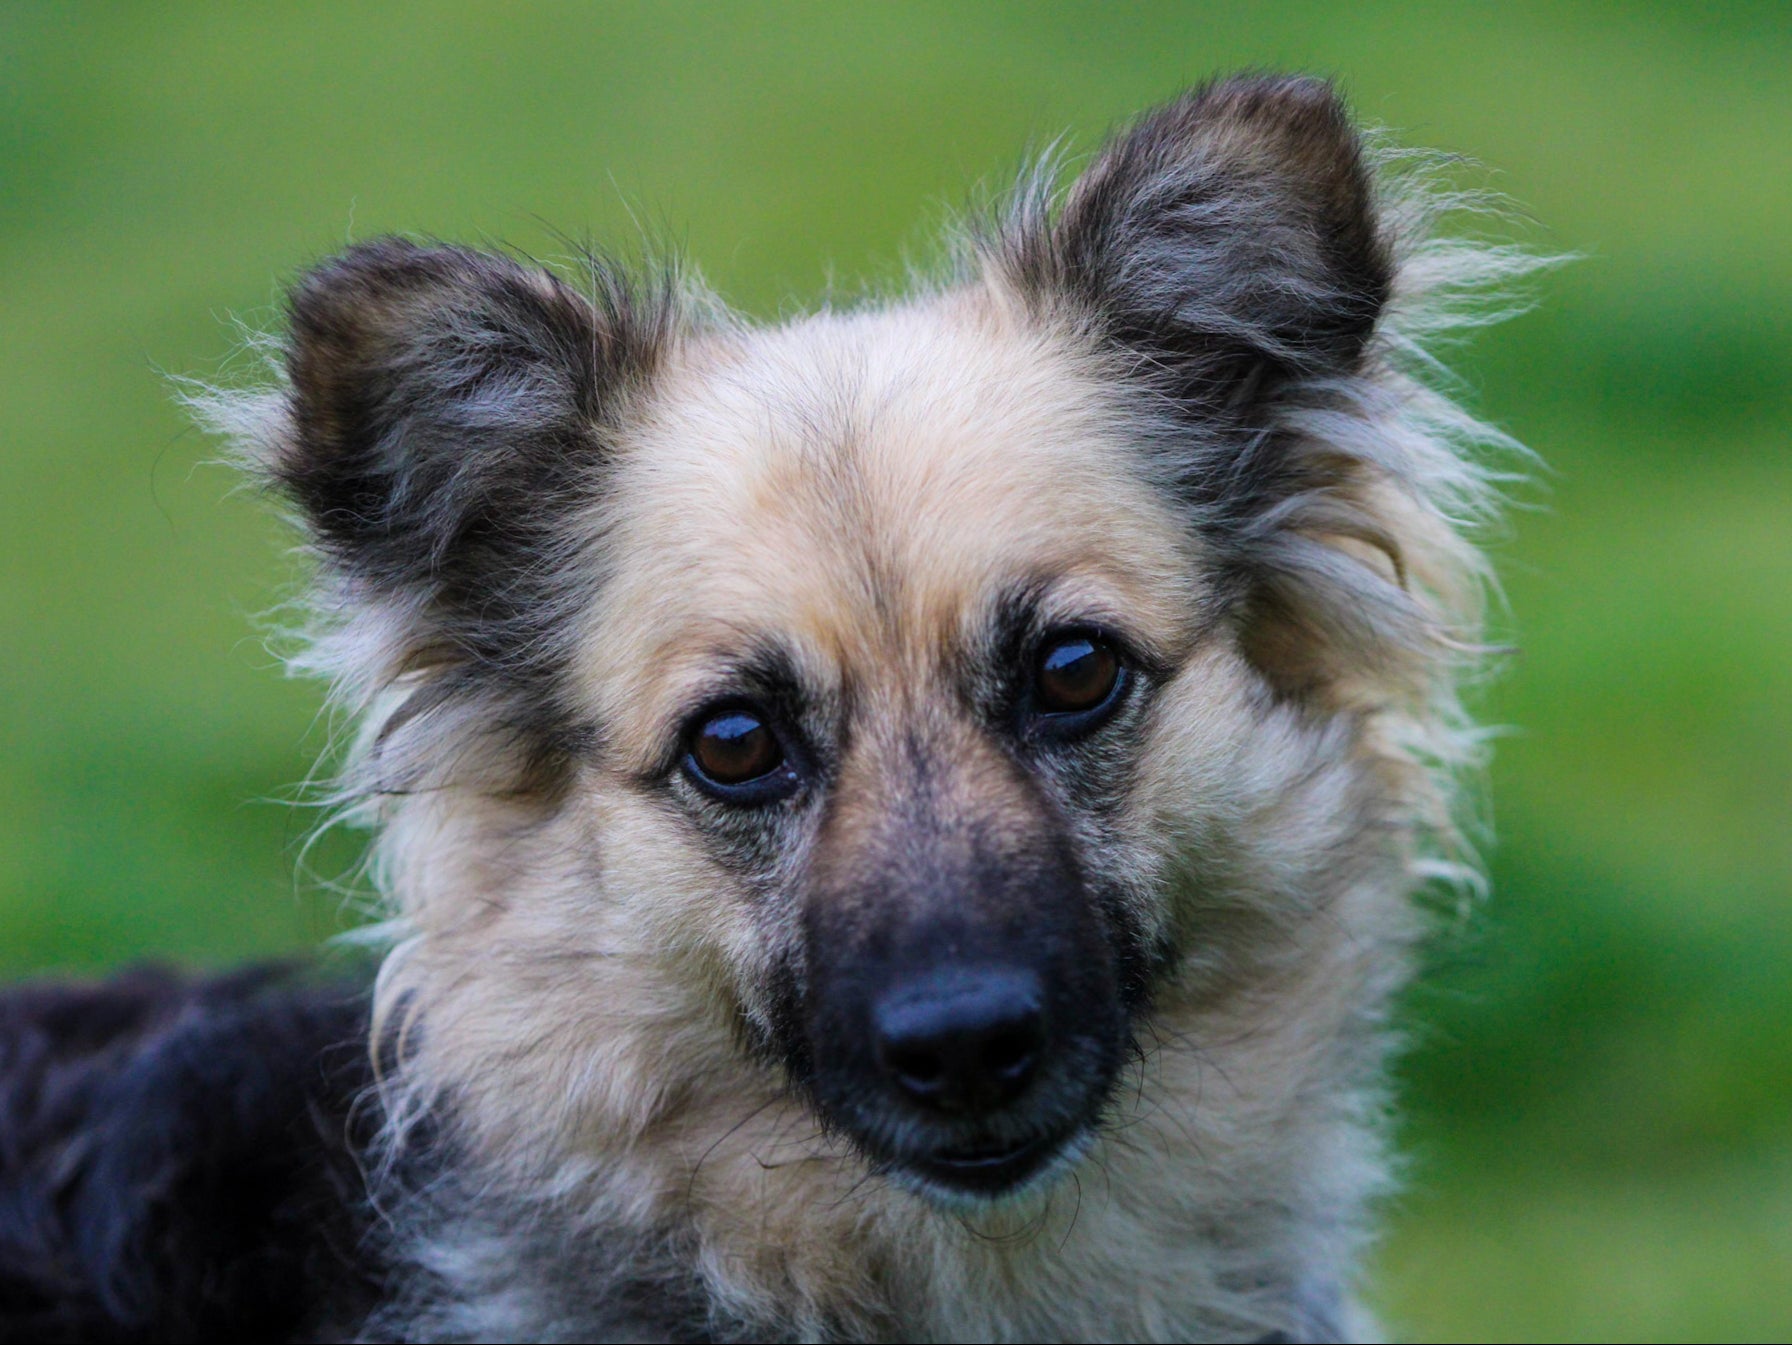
881, 1042, 947, 1097
871, 966, 1047, 1114
984, 1024, 1039, 1084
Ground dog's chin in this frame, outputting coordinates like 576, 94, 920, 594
882, 1123, 1095, 1210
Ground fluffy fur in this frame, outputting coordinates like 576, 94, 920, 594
5, 75, 1544, 1342
0, 967, 379, 1342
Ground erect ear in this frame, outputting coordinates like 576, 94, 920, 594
272, 238, 670, 680
996, 79, 1481, 706
1004, 74, 1392, 417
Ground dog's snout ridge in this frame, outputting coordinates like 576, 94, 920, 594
871, 966, 1045, 1115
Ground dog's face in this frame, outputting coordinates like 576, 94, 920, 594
256, 77, 1464, 1216
572, 306, 1208, 1197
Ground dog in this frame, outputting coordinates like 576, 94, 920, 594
0, 75, 1536, 1342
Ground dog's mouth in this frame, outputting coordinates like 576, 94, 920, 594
892, 1124, 1086, 1200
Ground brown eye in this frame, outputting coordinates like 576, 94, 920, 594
688, 710, 785, 787
1035, 635, 1121, 716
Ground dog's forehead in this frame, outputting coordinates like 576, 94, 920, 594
571, 291, 1199, 744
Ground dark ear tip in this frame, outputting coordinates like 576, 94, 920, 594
1195, 72, 1344, 113
288, 239, 499, 339
282, 240, 600, 421
288, 237, 591, 326
1091, 74, 1369, 210
286, 239, 434, 371
1182, 73, 1361, 154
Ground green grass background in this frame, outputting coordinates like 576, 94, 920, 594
2, 3, 1787, 1337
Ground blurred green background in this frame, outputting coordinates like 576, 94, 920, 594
3, 3, 1787, 1338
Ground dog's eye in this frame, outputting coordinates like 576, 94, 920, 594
684, 709, 798, 802
1034, 634, 1122, 719
690, 711, 782, 784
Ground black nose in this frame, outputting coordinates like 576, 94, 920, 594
872, 966, 1046, 1114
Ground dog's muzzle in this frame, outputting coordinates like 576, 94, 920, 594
865, 962, 1073, 1193
803, 907, 1125, 1201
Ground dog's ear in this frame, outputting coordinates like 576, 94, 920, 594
999, 79, 1480, 705
281, 238, 659, 598
271, 239, 669, 679
1007, 74, 1391, 417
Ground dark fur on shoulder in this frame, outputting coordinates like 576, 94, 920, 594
0, 968, 380, 1343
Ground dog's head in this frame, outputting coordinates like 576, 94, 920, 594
232, 77, 1488, 1211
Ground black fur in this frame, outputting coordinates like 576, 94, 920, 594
1004, 75, 1391, 431
277, 240, 678, 762
0, 967, 381, 1343
282, 240, 667, 598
